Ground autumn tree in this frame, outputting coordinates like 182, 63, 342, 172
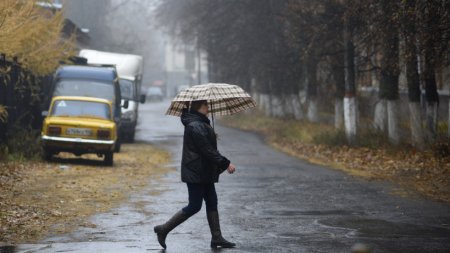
0, 0, 74, 75
0, 0, 74, 125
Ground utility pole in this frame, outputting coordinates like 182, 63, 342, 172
197, 36, 202, 85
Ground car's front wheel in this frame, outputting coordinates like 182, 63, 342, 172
104, 152, 114, 166
114, 136, 121, 152
42, 148, 53, 162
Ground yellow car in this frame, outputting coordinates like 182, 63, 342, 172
41, 96, 117, 166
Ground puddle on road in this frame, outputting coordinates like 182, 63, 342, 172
319, 217, 450, 238
0, 246, 16, 253
260, 209, 364, 217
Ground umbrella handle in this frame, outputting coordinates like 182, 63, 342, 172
211, 101, 215, 129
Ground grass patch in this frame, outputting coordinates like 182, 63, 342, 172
222, 112, 391, 148
220, 112, 450, 203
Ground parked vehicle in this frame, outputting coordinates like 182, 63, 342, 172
49, 65, 126, 152
146, 86, 164, 101
119, 77, 143, 141
41, 96, 117, 166
79, 49, 145, 142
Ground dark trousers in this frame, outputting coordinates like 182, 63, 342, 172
182, 183, 218, 216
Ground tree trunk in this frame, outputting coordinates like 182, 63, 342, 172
423, 51, 439, 140
331, 51, 345, 129
307, 98, 318, 122
306, 54, 319, 123
283, 95, 293, 118
448, 99, 450, 138
343, 17, 357, 143
409, 102, 424, 147
260, 93, 270, 114
378, 0, 400, 144
272, 95, 283, 118
426, 102, 438, 139
387, 100, 400, 144
386, 101, 400, 144
292, 93, 304, 120
374, 99, 387, 131
267, 79, 274, 117
258, 93, 266, 111
250, 77, 259, 105
334, 99, 344, 129
420, 1, 440, 141
344, 97, 357, 141
402, 0, 425, 147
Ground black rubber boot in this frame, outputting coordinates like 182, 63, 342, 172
154, 210, 190, 249
207, 211, 236, 249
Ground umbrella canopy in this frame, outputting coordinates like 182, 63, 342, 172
166, 83, 256, 117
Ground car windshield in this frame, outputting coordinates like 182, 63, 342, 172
51, 100, 110, 120
119, 79, 135, 100
54, 80, 115, 101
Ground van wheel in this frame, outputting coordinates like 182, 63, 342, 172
104, 152, 114, 166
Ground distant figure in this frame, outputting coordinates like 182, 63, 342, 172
154, 100, 236, 249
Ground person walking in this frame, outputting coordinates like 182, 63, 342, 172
154, 100, 237, 249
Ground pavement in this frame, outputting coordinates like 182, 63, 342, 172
4, 100, 450, 253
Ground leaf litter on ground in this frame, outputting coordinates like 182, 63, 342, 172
0, 143, 170, 244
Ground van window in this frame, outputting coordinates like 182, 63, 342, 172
51, 100, 110, 120
54, 80, 115, 102
119, 79, 136, 101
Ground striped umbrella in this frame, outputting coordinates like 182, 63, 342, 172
166, 83, 256, 124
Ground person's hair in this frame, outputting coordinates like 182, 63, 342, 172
188, 100, 208, 112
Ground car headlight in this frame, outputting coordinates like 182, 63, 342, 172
121, 111, 136, 121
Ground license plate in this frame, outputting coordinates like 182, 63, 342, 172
66, 128, 92, 136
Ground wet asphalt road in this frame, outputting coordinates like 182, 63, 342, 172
8, 100, 450, 253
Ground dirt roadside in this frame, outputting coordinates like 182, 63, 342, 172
0, 143, 171, 244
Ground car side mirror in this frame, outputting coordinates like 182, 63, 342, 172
122, 100, 129, 109
42, 111, 48, 117
140, 94, 146, 104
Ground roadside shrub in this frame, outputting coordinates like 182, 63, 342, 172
312, 129, 347, 146
437, 121, 448, 137
355, 128, 389, 149
0, 145, 8, 161
432, 139, 450, 158
0, 105, 7, 123
4, 125, 42, 161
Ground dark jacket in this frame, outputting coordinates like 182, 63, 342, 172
180, 109, 230, 183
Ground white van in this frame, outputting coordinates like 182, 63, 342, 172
79, 49, 145, 142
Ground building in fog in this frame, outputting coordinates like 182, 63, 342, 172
62, 0, 167, 90
163, 37, 208, 98
63, 0, 110, 50
37, 0, 90, 48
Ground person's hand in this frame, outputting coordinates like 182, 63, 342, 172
227, 163, 236, 174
